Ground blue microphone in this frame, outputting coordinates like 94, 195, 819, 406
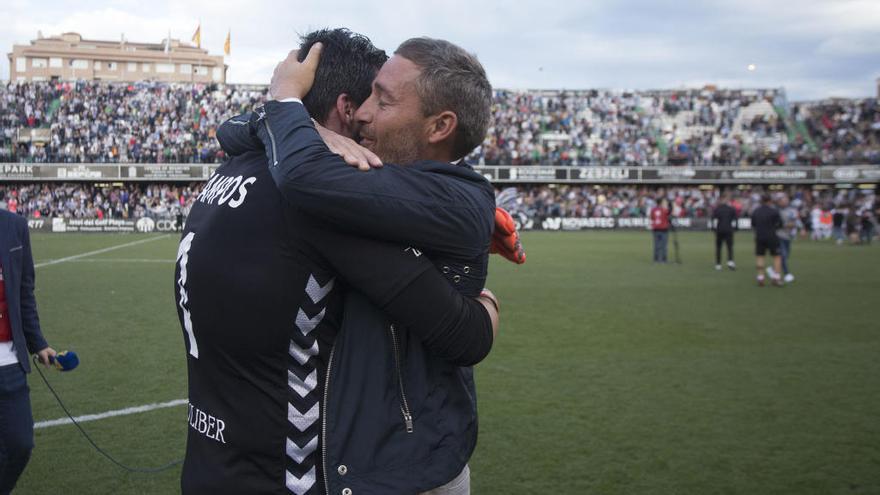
49, 350, 79, 371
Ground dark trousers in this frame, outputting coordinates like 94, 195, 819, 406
715, 231, 734, 264
653, 231, 668, 262
780, 238, 792, 275
0, 364, 34, 495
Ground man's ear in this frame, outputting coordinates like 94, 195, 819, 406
425, 111, 458, 146
321, 94, 357, 136
335, 93, 356, 128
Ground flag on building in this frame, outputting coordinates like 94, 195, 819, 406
192, 24, 201, 48
165, 30, 171, 54
224, 29, 231, 56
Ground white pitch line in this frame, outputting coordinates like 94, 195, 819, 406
34, 235, 170, 269
34, 398, 187, 429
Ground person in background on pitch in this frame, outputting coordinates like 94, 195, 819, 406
751, 194, 784, 287
860, 209, 875, 245
771, 194, 801, 283
831, 205, 847, 245
712, 192, 737, 271
0, 208, 56, 495
650, 198, 671, 263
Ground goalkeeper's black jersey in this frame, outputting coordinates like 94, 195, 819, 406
175, 152, 345, 494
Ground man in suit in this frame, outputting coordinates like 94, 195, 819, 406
0, 208, 56, 494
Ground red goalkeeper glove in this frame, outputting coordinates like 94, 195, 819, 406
490, 207, 526, 264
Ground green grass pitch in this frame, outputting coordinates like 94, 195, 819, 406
16, 231, 880, 494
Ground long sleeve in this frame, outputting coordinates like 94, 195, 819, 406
256, 101, 494, 259
18, 220, 46, 353
306, 222, 493, 366
215, 112, 263, 157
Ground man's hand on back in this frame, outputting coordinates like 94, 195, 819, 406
269, 43, 323, 101
313, 121, 383, 171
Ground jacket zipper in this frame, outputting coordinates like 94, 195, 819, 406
322, 344, 335, 494
264, 113, 279, 167
389, 324, 414, 433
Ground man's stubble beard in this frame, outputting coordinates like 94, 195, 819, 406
374, 129, 426, 166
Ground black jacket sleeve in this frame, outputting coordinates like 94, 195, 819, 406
255, 101, 494, 259
215, 112, 263, 157
305, 222, 493, 366
18, 218, 47, 353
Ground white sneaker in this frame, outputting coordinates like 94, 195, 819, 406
715, 264, 722, 271
784, 273, 795, 283
727, 260, 736, 270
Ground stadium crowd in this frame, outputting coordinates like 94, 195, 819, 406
1, 181, 875, 241
1, 81, 263, 164
2, 81, 878, 166
0, 182, 200, 220
498, 184, 877, 238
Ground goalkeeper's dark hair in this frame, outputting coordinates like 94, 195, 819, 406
297, 28, 388, 124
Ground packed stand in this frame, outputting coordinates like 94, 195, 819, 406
0, 182, 201, 220
2, 81, 879, 166
1, 80, 265, 164
794, 99, 880, 165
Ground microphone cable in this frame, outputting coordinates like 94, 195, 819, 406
32, 357, 184, 473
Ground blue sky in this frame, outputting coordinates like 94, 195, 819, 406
3, 0, 879, 100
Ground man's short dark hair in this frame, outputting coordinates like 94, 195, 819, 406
394, 37, 493, 161
297, 28, 387, 124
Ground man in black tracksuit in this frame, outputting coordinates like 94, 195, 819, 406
751, 194, 784, 287
712, 194, 738, 270
178, 31, 500, 495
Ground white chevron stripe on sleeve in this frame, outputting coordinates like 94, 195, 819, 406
288, 339, 319, 366
286, 436, 318, 464
288, 369, 317, 398
306, 275, 334, 304
288, 402, 320, 432
295, 308, 325, 335
286, 466, 316, 495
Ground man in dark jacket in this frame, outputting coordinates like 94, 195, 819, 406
182, 30, 502, 495
261, 38, 498, 494
0, 209, 56, 494
712, 193, 738, 271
